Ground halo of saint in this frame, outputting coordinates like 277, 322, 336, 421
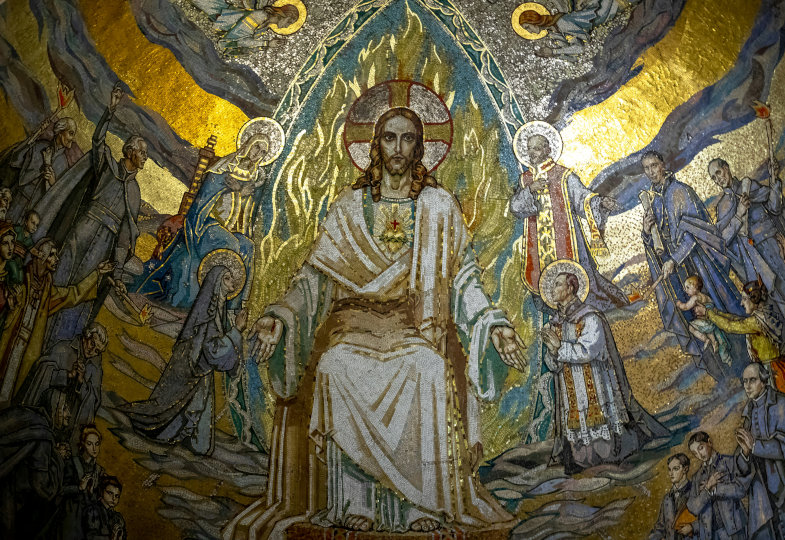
198, 248, 247, 300
511, 2, 550, 40
538, 259, 590, 309
513, 120, 563, 169
235, 116, 286, 166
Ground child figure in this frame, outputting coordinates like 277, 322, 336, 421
650, 453, 697, 540
676, 275, 731, 365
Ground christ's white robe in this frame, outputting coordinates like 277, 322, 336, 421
224, 185, 514, 539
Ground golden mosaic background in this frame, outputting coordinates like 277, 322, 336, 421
0, 0, 782, 537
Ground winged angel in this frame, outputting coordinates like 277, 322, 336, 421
192, 0, 305, 55
513, 0, 641, 60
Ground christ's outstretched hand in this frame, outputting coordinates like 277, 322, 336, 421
251, 315, 283, 363
491, 326, 527, 372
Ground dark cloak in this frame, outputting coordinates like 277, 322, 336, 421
118, 264, 242, 455
0, 135, 83, 192
0, 405, 64, 538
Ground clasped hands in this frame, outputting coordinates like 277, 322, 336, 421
541, 325, 561, 355
735, 427, 754, 457
224, 176, 256, 197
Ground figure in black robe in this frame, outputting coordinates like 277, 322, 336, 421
0, 405, 65, 538
47, 425, 106, 540
119, 264, 246, 455
0, 117, 83, 224
82, 476, 126, 540
16, 325, 107, 447
37, 86, 142, 346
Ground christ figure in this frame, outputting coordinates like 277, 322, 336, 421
224, 107, 527, 538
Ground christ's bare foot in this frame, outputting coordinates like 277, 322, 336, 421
410, 517, 440, 532
344, 515, 372, 531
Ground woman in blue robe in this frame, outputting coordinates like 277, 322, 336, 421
119, 265, 247, 455
133, 135, 269, 309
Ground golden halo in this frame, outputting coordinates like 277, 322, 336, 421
269, 0, 306, 36
538, 259, 589, 309
512, 2, 550, 40
236, 117, 285, 166
198, 249, 246, 300
513, 120, 563, 168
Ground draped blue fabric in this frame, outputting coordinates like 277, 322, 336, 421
133, 170, 254, 310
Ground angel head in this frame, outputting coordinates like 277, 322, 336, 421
518, 7, 562, 33
263, 3, 300, 28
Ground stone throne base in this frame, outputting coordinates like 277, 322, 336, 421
284, 523, 514, 539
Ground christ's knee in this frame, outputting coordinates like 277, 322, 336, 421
316, 345, 352, 378
410, 348, 447, 383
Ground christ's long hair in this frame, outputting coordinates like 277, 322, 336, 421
518, 9, 562, 29
352, 107, 437, 202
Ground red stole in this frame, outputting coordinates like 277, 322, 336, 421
521, 162, 579, 293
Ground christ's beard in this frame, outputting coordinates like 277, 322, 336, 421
384, 156, 412, 175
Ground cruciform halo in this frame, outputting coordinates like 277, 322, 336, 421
513, 120, 563, 168
343, 79, 453, 172
236, 117, 286, 166
538, 259, 589, 309
198, 249, 246, 300
512, 2, 550, 40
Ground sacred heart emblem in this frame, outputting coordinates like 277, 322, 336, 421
377, 204, 413, 255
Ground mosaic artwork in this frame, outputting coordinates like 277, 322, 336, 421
1, 0, 785, 538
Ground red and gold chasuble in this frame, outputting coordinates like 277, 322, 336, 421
521, 160, 581, 293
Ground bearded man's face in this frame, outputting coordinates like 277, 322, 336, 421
380, 115, 417, 175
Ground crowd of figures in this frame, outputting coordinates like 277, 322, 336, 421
0, 85, 140, 538
511, 128, 785, 388
509, 124, 785, 538
650, 364, 785, 540
0, 69, 784, 540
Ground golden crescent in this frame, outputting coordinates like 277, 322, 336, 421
538, 259, 590, 309
512, 2, 550, 41
269, 0, 306, 36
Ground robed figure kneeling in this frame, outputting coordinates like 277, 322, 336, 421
119, 254, 247, 456
541, 260, 670, 474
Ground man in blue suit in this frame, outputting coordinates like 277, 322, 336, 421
686, 431, 747, 540
736, 363, 785, 540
